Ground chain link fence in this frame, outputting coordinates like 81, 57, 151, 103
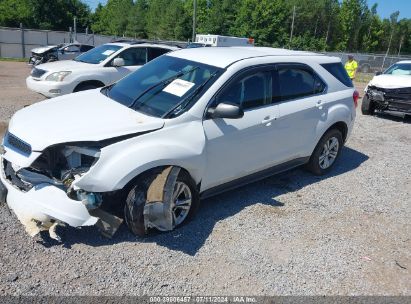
2, 26, 411, 71
324, 52, 411, 74
0, 26, 120, 58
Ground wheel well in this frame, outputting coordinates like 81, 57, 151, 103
121, 166, 194, 195
74, 80, 105, 92
327, 121, 348, 142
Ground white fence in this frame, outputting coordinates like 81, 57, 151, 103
0, 26, 117, 58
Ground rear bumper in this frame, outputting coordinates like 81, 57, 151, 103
26, 76, 74, 98
0, 158, 98, 228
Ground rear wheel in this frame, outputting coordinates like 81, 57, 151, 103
306, 129, 343, 176
124, 169, 200, 236
361, 94, 375, 115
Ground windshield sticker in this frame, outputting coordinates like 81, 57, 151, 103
102, 50, 115, 56
163, 79, 195, 97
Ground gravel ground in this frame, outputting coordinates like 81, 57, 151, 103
0, 62, 410, 296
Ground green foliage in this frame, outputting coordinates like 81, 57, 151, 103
0, 0, 91, 30
1, 0, 410, 54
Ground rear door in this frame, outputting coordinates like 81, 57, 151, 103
274, 63, 327, 160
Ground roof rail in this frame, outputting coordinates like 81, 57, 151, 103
111, 38, 187, 48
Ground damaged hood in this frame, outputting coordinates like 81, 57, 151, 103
8, 89, 165, 151
31, 45, 59, 54
369, 74, 411, 89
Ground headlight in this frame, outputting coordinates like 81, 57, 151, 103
45, 71, 71, 82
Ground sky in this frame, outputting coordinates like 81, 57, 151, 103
85, 0, 411, 19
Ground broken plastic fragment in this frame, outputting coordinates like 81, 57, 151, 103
144, 166, 181, 232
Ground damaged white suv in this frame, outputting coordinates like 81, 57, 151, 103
0, 47, 357, 238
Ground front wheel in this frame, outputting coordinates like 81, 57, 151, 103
124, 169, 200, 236
306, 129, 343, 176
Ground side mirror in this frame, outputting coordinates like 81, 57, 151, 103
207, 102, 244, 119
376, 71, 382, 76
112, 57, 125, 67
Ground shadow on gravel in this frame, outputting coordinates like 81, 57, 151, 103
39, 146, 369, 254
374, 112, 411, 124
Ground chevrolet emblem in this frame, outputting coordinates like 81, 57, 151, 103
0, 144, 5, 155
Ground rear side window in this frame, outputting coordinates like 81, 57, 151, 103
278, 66, 326, 101
321, 62, 353, 87
148, 48, 170, 61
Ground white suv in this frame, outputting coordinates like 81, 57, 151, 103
1, 47, 357, 238
26, 42, 180, 98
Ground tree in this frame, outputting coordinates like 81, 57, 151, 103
232, 0, 290, 47
91, 0, 133, 36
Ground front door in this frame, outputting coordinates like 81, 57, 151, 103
107, 47, 147, 83
202, 66, 281, 191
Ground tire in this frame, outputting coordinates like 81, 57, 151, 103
124, 169, 200, 236
306, 129, 343, 176
73, 83, 99, 92
361, 94, 375, 115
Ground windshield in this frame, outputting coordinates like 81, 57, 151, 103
384, 63, 411, 75
74, 44, 122, 64
105, 56, 223, 117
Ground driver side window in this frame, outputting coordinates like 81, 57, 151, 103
114, 48, 147, 66
216, 70, 272, 110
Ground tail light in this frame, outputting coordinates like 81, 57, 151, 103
353, 90, 359, 108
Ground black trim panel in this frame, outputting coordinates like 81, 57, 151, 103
200, 156, 309, 199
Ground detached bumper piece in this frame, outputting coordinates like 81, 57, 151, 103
368, 86, 411, 114
0, 158, 122, 240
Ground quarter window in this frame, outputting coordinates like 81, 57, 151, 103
278, 66, 325, 101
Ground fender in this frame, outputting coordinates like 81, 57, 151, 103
310, 100, 353, 155
75, 120, 207, 192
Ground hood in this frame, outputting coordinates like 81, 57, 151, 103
35, 60, 93, 73
8, 89, 164, 151
369, 74, 411, 89
31, 45, 58, 54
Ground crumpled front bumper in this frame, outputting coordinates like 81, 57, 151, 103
0, 159, 98, 231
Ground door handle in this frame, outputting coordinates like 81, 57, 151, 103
261, 116, 276, 124
316, 100, 323, 109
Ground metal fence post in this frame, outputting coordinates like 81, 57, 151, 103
20, 23, 25, 58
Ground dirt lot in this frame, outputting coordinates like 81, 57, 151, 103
0, 62, 410, 296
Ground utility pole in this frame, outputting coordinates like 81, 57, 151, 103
73, 17, 77, 42
192, 0, 197, 42
289, 5, 296, 48
382, 30, 394, 70
398, 35, 404, 57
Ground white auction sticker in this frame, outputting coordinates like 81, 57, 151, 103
163, 79, 195, 97
102, 50, 115, 56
